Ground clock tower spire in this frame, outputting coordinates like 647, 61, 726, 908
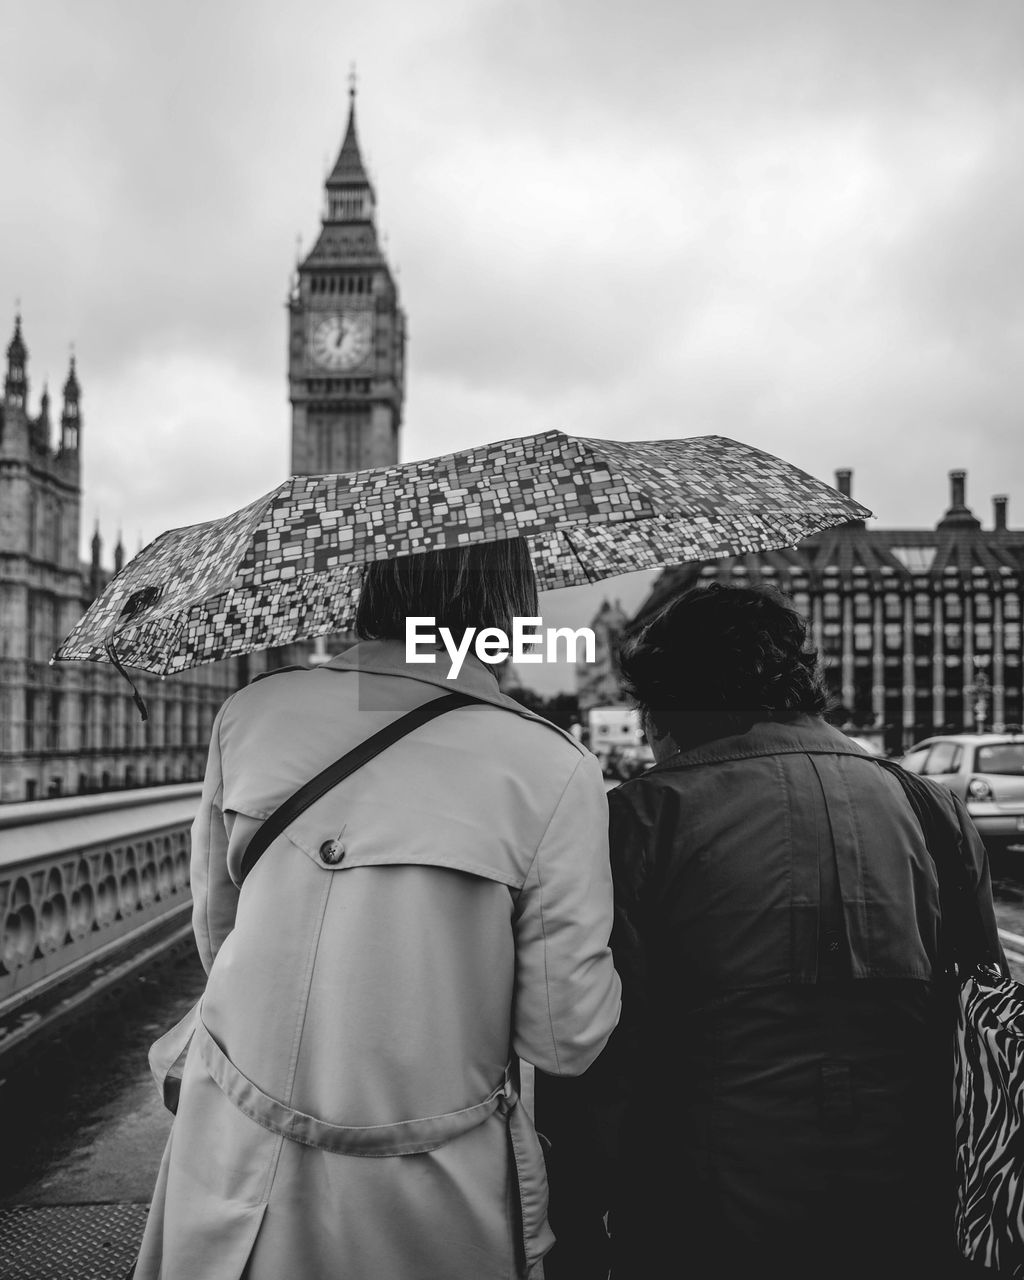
288, 77, 406, 476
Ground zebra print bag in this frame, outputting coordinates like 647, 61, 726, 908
954, 964, 1024, 1276
878, 759, 1024, 1276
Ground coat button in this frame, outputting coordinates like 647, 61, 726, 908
319, 839, 345, 865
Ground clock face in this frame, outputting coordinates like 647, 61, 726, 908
309, 312, 373, 371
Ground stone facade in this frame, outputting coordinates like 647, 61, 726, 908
0, 320, 246, 803
630, 470, 1024, 755
281, 84, 407, 670
576, 598, 630, 716
288, 84, 406, 478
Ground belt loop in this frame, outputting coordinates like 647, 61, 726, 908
498, 1061, 517, 1116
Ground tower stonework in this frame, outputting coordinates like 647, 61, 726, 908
288, 85, 406, 476
0, 315, 249, 802
0, 319, 83, 669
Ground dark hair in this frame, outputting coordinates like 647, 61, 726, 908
618, 581, 828, 748
355, 537, 539, 641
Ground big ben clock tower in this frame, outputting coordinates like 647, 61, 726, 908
289, 81, 406, 476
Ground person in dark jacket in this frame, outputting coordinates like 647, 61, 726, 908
537, 580, 1007, 1280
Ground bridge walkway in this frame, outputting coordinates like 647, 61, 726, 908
2, 894, 1024, 1277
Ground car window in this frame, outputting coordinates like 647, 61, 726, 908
901, 746, 932, 774
922, 742, 961, 775
975, 744, 1024, 776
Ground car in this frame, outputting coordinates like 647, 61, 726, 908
896, 732, 1024, 866
603, 741, 656, 781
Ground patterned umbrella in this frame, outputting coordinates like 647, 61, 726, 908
53, 430, 870, 683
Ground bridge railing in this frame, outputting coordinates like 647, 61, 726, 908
0, 784, 203, 1033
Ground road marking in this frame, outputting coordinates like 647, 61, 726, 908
997, 927, 1024, 950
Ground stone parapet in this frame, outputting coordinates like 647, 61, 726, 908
0, 784, 201, 1018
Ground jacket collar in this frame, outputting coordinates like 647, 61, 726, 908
650, 714, 872, 773
322, 639, 555, 721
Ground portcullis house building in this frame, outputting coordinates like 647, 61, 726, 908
632, 470, 1023, 755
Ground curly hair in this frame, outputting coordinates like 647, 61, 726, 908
618, 581, 828, 748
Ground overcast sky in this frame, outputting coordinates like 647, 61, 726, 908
3, 0, 1022, 689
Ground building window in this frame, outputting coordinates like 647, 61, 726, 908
854, 594, 872, 622
852, 668, 874, 725
944, 688, 964, 731
823, 623, 842, 656
27, 591, 58, 662
47, 692, 61, 752
944, 594, 963, 621
974, 594, 993, 620
27, 490, 38, 556
883, 593, 903, 622
823, 593, 841, 622
914, 593, 931, 621
892, 547, 936, 573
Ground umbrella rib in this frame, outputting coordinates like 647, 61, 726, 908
158, 615, 187, 680
559, 529, 600, 585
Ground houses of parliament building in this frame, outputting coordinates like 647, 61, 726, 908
2, 87, 1020, 798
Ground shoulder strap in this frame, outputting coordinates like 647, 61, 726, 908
874, 758, 991, 971
239, 691, 483, 885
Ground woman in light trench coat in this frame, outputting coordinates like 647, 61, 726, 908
134, 538, 621, 1280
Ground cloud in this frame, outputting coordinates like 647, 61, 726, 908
81, 352, 285, 553
1, 0, 1022, 603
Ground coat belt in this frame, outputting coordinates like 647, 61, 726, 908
194, 1013, 516, 1157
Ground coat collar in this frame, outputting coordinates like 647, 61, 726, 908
650, 714, 872, 773
322, 639, 565, 724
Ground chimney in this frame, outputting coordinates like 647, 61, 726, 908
937, 468, 981, 530
994, 495, 1008, 531
835, 469, 852, 498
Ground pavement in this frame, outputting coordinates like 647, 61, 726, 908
0, 946, 206, 1279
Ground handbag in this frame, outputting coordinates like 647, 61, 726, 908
876, 758, 1024, 1276
151, 690, 485, 1114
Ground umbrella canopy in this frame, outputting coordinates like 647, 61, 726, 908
54, 430, 871, 679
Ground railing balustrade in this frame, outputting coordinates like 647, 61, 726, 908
0, 784, 202, 1017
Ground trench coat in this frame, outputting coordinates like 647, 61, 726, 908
538, 714, 1007, 1280
135, 640, 621, 1280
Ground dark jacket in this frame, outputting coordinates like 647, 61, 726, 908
537, 715, 1006, 1280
